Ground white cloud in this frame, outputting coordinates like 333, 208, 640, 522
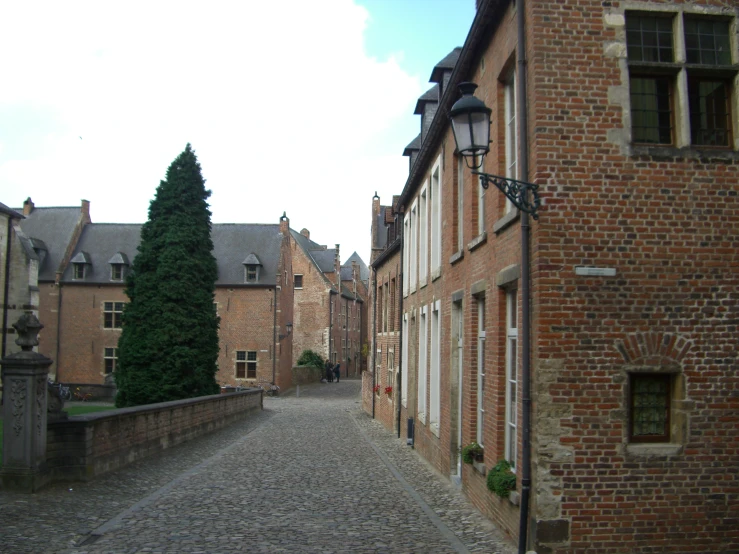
0, 0, 425, 262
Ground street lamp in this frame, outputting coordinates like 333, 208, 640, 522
449, 81, 538, 554
279, 322, 293, 341
449, 82, 541, 219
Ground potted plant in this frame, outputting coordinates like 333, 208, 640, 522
373, 384, 381, 394
384, 385, 393, 396
487, 460, 516, 498
461, 441, 484, 464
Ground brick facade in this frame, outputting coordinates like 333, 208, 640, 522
366, 1, 739, 552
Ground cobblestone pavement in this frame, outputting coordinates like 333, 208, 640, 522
0, 380, 516, 554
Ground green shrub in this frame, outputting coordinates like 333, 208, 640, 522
461, 441, 483, 464
487, 459, 516, 498
296, 349, 325, 369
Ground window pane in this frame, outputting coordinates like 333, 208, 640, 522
247, 351, 257, 361
247, 362, 257, 379
632, 375, 669, 437
689, 78, 731, 146
236, 351, 246, 361
626, 15, 674, 63
631, 77, 673, 144
236, 362, 246, 378
685, 18, 731, 65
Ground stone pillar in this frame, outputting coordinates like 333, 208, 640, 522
1, 312, 53, 492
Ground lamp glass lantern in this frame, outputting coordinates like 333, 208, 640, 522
449, 82, 492, 169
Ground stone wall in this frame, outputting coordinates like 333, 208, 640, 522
46, 389, 262, 482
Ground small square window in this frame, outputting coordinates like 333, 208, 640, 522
626, 15, 674, 63
294, 274, 303, 289
236, 351, 257, 379
684, 18, 731, 66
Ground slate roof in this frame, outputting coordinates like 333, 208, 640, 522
0, 201, 23, 219
430, 47, 462, 83
403, 133, 421, 157
18, 207, 84, 281
60, 224, 141, 284
312, 249, 337, 274
344, 252, 369, 282
414, 85, 439, 115
61, 223, 285, 286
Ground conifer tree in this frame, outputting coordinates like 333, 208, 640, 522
115, 144, 220, 407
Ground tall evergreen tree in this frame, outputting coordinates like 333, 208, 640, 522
115, 144, 220, 407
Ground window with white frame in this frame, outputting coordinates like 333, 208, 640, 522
410, 201, 418, 292
418, 306, 428, 423
236, 351, 257, 379
505, 290, 518, 467
383, 282, 389, 333
104, 347, 118, 374
294, 274, 303, 289
626, 11, 736, 148
504, 71, 518, 214
401, 313, 409, 406
430, 156, 441, 273
429, 300, 441, 433
403, 214, 410, 295
419, 185, 428, 285
103, 302, 124, 329
476, 297, 486, 446
387, 349, 395, 400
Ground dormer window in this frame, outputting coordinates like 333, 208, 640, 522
242, 253, 262, 284
108, 252, 130, 282
70, 251, 91, 280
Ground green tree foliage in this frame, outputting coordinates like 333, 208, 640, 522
296, 349, 325, 369
115, 144, 220, 407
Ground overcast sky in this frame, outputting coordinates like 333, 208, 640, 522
0, 0, 476, 264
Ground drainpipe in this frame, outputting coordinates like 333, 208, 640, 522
371, 267, 377, 418
2, 217, 12, 358
272, 287, 277, 384
397, 222, 405, 440
344, 298, 349, 378
329, 290, 335, 364
517, 0, 532, 551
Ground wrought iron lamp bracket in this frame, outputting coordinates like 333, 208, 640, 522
473, 171, 541, 220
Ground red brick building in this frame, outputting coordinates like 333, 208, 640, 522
290, 230, 368, 376
17, 202, 295, 394
366, 1, 739, 552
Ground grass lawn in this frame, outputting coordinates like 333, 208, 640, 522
0, 404, 114, 466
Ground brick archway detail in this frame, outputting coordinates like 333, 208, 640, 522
614, 332, 692, 366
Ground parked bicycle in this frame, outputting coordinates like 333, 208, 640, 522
49, 380, 72, 401
73, 387, 92, 402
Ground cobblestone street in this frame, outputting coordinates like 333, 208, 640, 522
0, 381, 515, 553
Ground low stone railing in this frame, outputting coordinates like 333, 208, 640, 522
46, 389, 262, 482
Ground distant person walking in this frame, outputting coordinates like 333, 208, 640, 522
333, 363, 341, 383
325, 360, 333, 383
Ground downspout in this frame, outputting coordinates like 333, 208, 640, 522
329, 290, 334, 363
517, 0, 532, 551
371, 267, 377, 418
344, 298, 348, 377
397, 226, 405, 439
272, 287, 277, 384
2, 217, 12, 358
55, 273, 63, 382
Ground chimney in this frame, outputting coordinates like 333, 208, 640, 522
81, 199, 91, 223
335, 244, 341, 288
279, 211, 289, 235
300, 228, 310, 240
23, 197, 34, 216
371, 192, 380, 250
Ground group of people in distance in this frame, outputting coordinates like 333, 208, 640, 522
323, 360, 341, 383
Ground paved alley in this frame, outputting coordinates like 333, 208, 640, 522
0, 381, 516, 553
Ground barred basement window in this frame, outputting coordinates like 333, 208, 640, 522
104, 347, 118, 374
630, 373, 671, 443
103, 302, 124, 329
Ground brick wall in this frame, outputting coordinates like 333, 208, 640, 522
291, 242, 331, 361
46, 389, 262, 481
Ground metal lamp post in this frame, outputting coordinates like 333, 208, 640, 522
449, 81, 539, 554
